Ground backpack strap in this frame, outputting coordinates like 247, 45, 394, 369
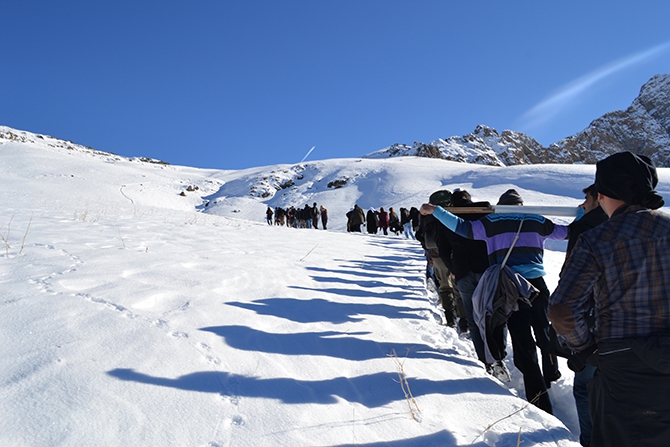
500, 217, 524, 269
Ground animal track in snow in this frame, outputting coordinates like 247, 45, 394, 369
230, 415, 244, 426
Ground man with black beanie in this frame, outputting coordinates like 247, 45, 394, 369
415, 190, 461, 328
549, 151, 670, 447
440, 190, 494, 367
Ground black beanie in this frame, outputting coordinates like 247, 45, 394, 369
430, 190, 452, 207
451, 190, 473, 206
497, 189, 523, 205
595, 152, 665, 209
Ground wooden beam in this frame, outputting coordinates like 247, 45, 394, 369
448, 205, 579, 217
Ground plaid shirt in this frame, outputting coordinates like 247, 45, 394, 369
550, 205, 670, 351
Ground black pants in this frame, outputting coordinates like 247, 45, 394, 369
590, 338, 670, 447
504, 276, 558, 413
508, 305, 552, 414
527, 277, 560, 382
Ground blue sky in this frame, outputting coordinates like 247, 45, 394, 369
2, 1, 669, 170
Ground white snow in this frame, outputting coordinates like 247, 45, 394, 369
2, 129, 670, 446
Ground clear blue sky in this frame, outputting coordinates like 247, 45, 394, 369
2, 1, 669, 170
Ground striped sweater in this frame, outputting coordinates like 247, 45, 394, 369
433, 206, 568, 279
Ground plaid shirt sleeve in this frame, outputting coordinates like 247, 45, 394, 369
549, 236, 602, 351
551, 208, 670, 350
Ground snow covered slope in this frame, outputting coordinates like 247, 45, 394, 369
2, 127, 670, 446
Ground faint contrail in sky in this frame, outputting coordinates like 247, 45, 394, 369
299, 146, 316, 163
518, 41, 670, 131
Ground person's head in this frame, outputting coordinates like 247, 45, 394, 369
581, 184, 600, 213
595, 152, 664, 216
497, 189, 523, 206
429, 190, 452, 207
451, 189, 472, 206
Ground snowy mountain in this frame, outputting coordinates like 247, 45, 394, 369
365, 125, 546, 167
367, 74, 670, 167
0, 125, 598, 232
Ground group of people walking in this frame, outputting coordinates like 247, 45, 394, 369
417, 151, 670, 447
346, 204, 420, 237
266, 203, 328, 230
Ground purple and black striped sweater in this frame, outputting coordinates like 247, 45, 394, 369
433, 206, 568, 279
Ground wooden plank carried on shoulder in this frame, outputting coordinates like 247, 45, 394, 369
448, 205, 579, 217
447, 206, 494, 215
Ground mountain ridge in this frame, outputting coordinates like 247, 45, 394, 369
367, 74, 670, 167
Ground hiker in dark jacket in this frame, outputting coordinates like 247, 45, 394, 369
349, 204, 365, 232
274, 207, 286, 226
442, 190, 493, 364
409, 206, 420, 233
416, 190, 462, 328
303, 204, 313, 228
366, 208, 378, 234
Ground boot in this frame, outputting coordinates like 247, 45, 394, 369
458, 317, 469, 334
444, 311, 456, 328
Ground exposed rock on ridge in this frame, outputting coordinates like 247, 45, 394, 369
546, 74, 670, 167
365, 125, 546, 167
0, 126, 170, 165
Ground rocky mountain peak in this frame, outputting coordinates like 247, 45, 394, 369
366, 74, 670, 167
543, 74, 670, 167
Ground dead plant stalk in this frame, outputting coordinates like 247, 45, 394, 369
19, 216, 32, 255
1, 215, 14, 257
388, 348, 420, 421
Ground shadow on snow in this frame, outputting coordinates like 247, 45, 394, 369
198, 325, 476, 364
107, 368, 507, 408
330, 425, 574, 447
226, 297, 421, 324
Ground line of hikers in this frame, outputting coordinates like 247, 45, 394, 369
266, 203, 328, 230
415, 152, 670, 447
345, 204, 420, 237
